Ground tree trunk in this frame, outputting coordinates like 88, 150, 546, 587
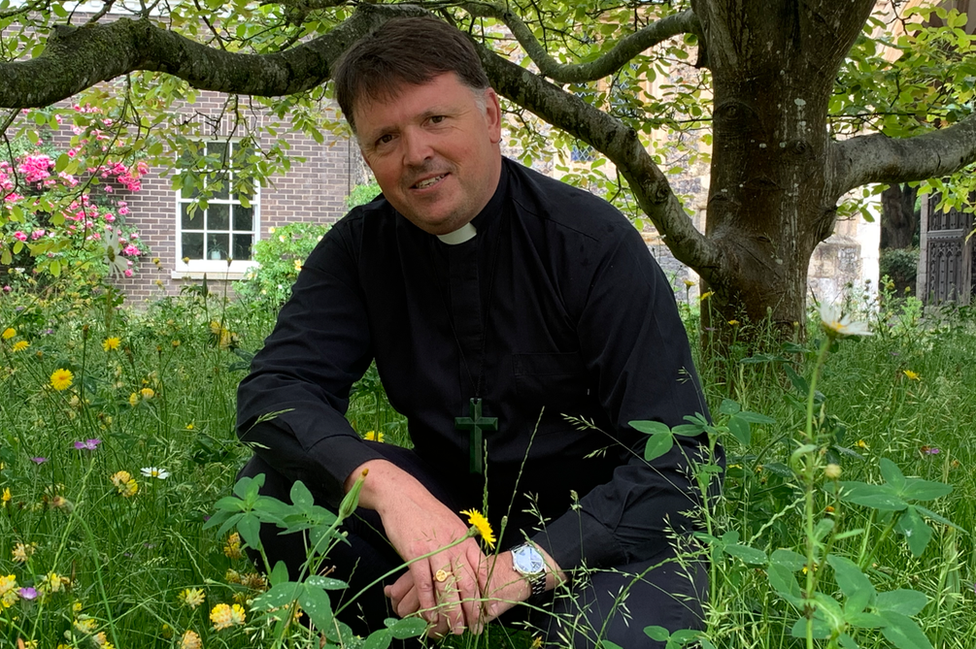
880, 183, 918, 250
694, 0, 874, 338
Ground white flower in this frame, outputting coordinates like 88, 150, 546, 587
819, 303, 871, 338
141, 467, 170, 480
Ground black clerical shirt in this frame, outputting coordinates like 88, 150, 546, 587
237, 158, 718, 574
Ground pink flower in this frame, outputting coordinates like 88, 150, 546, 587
74, 438, 102, 451
30, 230, 45, 240
123, 269, 133, 278
13, 231, 27, 242
122, 245, 140, 256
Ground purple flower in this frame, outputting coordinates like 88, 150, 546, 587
73, 438, 102, 451
922, 446, 941, 455
19, 587, 38, 600
30, 457, 47, 464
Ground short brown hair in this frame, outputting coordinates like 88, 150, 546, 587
333, 17, 490, 132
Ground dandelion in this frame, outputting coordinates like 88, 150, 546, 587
460, 509, 496, 549
682, 279, 695, 288
11, 340, 28, 352
224, 532, 243, 559
50, 368, 74, 391
1, 327, 14, 340
903, 369, 920, 381
728, 320, 739, 326
141, 466, 170, 479
210, 602, 246, 630
0, 574, 19, 608
180, 587, 205, 608
74, 439, 102, 451
180, 630, 202, 649
102, 337, 120, 352
12, 542, 36, 563
364, 430, 384, 443
699, 291, 714, 301
140, 387, 155, 400
819, 303, 871, 338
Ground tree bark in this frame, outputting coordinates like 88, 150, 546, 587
880, 184, 918, 250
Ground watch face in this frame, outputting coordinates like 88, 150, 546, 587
513, 545, 545, 574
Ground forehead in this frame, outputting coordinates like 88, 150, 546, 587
352, 74, 477, 133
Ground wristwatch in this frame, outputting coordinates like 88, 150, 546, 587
511, 543, 547, 603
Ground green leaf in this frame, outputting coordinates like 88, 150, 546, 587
362, 629, 392, 649
763, 462, 794, 478
290, 480, 315, 510
672, 423, 704, 437
782, 364, 809, 395
879, 458, 907, 491
385, 616, 428, 639
644, 431, 674, 461
724, 543, 767, 565
790, 615, 831, 639
305, 575, 348, 590
727, 415, 751, 446
913, 505, 963, 530
236, 512, 262, 550
876, 589, 928, 617
770, 548, 807, 571
644, 626, 670, 641
55, 153, 70, 172
630, 420, 671, 435
270, 560, 290, 586
899, 478, 952, 502
839, 483, 906, 511
895, 507, 933, 557
252, 581, 301, 610
298, 582, 334, 630
838, 632, 861, 649
827, 554, 876, 612
718, 399, 740, 416
599, 642, 624, 649
767, 564, 803, 606
879, 611, 934, 649
846, 611, 887, 629
736, 411, 777, 425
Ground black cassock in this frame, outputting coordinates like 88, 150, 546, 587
237, 158, 721, 643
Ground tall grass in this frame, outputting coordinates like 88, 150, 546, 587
1, 279, 973, 648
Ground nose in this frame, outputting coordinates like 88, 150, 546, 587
401, 128, 433, 167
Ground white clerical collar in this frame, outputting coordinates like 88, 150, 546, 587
436, 222, 477, 245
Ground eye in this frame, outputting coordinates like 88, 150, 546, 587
428, 115, 447, 125
376, 133, 395, 146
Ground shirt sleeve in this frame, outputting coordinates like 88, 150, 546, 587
236, 219, 385, 508
530, 220, 721, 572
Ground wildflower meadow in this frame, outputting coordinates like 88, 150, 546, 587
1, 256, 975, 649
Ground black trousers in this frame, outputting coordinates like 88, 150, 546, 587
238, 445, 707, 648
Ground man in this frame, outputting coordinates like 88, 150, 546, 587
236, 16, 720, 648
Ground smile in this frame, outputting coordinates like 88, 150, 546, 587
413, 174, 446, 189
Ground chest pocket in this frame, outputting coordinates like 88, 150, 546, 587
513, 351, 591, 411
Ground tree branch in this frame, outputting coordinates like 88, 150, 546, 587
476, 43, 718, 271
464, 3, 700, 84
0, 9, 405, 108
829, 112, 976, 197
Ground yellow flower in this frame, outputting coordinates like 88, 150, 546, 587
50, 368, 74, 391
11, 340, 28, 352
223, 532, 243, 559
699, 291, 714, 301
824, 464, 842, 480
682, 279, 695, 288
903, 369, 920, 381
241, 572, 268, 591
460, 509, 496, 549
110, 471, 138, 497
728, 320, 739, 326
364, 430, 384, 443
92, 631, 114, 648
180, 587, 205, 609
856, 439, 869, 450
530, 637, 544, 649
12, 542, 36, 563
74, 616, 97, 634
102, 337, 120, 352
140, 387, 155, 400
180, 629, 202, 649
0, 574, 19, 608
110, 470, 132, 487
172, 339, 181, 347
268, 226, 275, 233
186, 423, 194, 430
293, 259, 302, 271
224, 569, 241, 584
39, 571, 69, 594
1, 327, 15, 340
1, 487, 10, 507
210, 602, 246, 630
128, 392, 139, 406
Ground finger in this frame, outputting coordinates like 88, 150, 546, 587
395, 587, 421, 618
386, 572, 414, 610
410, 560, 438, 624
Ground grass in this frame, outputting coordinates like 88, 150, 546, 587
1, 278, 974, 648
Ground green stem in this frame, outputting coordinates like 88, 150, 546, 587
803, 336, 831, 649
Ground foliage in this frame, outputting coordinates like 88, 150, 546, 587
234, 221, 329, 312
879, 249, 919, 294
0, 127, 149, 285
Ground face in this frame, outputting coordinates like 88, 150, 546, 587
354, 73, 503, 235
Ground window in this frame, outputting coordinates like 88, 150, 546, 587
175, 140, 259, 277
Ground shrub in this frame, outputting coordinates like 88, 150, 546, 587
234, 221, 329, 312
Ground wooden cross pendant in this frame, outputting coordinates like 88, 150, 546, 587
454, 397, 498, 475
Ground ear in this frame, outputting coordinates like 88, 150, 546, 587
484, 88, 502, 145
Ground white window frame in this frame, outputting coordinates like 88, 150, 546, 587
172, 139, 260, 280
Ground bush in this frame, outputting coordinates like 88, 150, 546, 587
234, 221, 329, 312
878, 246, 918, 294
